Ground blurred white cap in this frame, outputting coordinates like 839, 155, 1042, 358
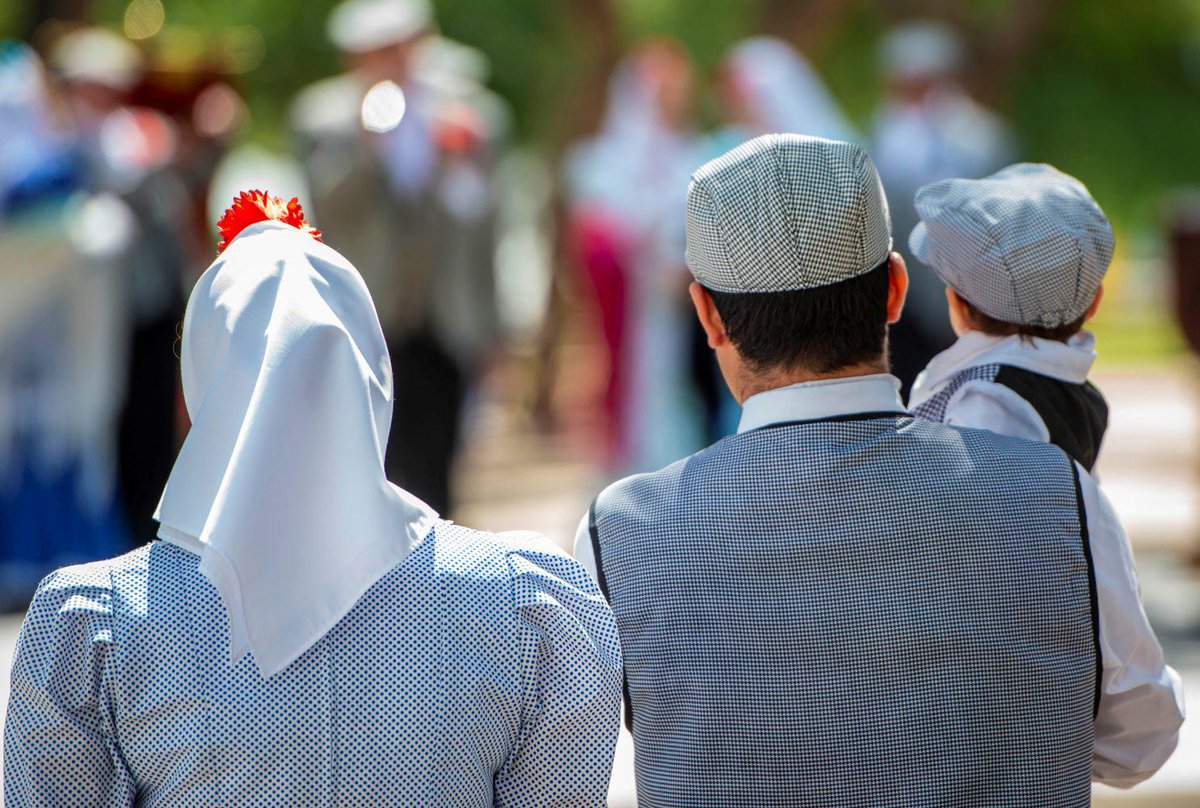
412, 37, 489, 86
50, 27, 143, 92
328, 0, 434, 54
880, 20, 964, 82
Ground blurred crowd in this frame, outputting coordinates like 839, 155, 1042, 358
0, 0, 1016, 608
0, 23, 237, 607
560, 20, 1013, 472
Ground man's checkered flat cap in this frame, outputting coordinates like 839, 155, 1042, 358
910, 163, 1114, 328
685, 133, 893, 293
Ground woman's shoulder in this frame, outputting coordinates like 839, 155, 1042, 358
433, 522, 607, 614
17, 545, 160, 675
29, 544, 154, 610
433, 523, 581, 578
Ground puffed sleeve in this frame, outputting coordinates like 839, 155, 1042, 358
3, 567, 135, 807
493, 534, 623, 807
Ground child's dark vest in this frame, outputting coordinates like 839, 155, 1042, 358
911, 363, 1108, 471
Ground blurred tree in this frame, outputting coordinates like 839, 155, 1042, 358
5, 0, 1198, 231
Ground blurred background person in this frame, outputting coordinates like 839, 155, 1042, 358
0, 38, 129, 609
871, 20, 1015, 398
292, 0, 504, 515
710, 36, 858, 154
0, 41, 78, 215
50, 26, 198, 545
563, 39, 705, 474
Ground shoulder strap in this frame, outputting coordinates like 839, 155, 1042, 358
1068, 462, 1103, 718
588, 497, 635, 732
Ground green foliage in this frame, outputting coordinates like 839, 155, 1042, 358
5, 0, 1198, 233
614, 0, 754, 69
1009, 0, 1200, 232
87, 0, 343, 147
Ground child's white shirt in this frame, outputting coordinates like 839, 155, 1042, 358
909, 330, 1098, 441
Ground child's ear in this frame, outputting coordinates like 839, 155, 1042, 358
945, 288, 974, 337
1084, 285, 1104, 322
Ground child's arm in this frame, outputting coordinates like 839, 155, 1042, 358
1078, 466, 1186, 787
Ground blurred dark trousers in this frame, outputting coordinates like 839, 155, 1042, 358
117, 311, 181, 545
386, 329, 464, 516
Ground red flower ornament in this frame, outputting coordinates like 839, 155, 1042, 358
216, 190, 322, 254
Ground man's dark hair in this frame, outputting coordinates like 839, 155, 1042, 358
958, 297, 1087, 343
707, 259, 891, 374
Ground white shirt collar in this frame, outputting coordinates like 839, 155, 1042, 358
910, 330, 1097, 407
737, 374, 907, 434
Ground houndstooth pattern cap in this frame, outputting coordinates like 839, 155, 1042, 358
909, 163, 1114, 327
685, 134, 893, 293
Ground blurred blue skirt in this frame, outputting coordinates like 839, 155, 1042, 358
0, 456, 128, 611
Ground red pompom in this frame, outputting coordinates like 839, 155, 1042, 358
216, 190, 322, 254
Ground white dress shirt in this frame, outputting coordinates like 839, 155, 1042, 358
908, 330, 1098, 443
575, 373, 1184, 789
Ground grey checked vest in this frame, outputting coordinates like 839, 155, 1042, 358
912, 364, 1108, 471
590, 414, 1099, 807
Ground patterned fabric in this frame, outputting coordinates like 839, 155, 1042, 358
911, 362, 1109, 471
910, 362, 1002, 423
4, 524, 622, 807
592, 415, 1097, 807
909, 163, 1113, 327
684, 133, 892, 293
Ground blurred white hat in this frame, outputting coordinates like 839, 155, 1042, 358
412, 37, 489, 86
328, 0, 434, 54
880, 20, 964, 82
49, 27, 143, 92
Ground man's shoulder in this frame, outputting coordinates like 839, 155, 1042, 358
595, 418, 1074, 505
902, 418, 1081, 496
597, 446, 710, 497
592, 440, 743, 524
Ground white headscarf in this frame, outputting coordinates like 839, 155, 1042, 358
155, 220, 436, 677
722, 37, 858, 143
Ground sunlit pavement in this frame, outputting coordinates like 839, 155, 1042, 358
2, 368, 1198, 804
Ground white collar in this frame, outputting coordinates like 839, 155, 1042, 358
910, 330, 1096, 408
737, 374, 906, 434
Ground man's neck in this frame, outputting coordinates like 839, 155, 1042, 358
736, 360, 890, 404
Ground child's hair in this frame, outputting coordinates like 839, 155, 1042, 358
959, 297, 1087, 343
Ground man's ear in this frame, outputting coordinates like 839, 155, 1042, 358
689, 282, 727, 348
885, 252, 908, 324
